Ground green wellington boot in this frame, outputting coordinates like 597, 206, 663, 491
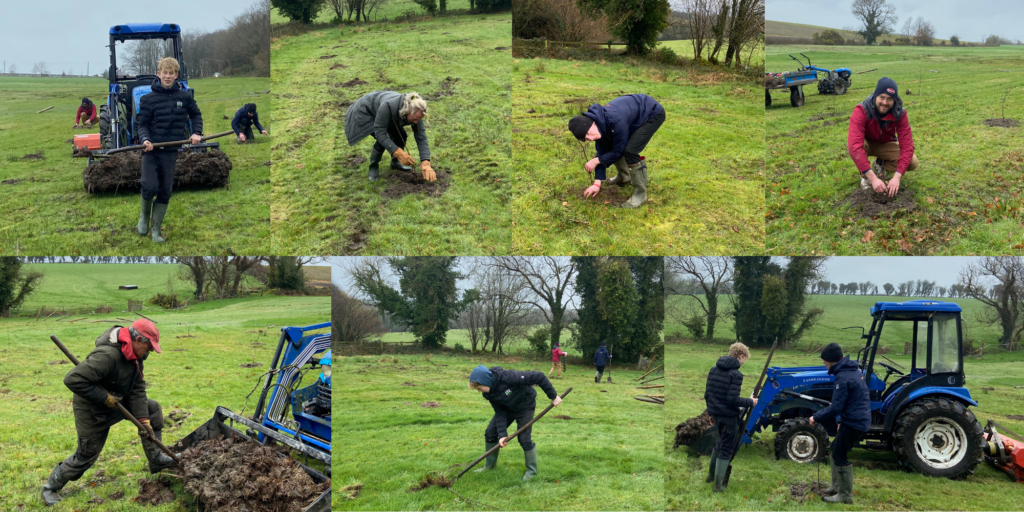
522, 448, 538, 481
141, 430, 177, 474
138, 197, 152, 235
621, 160, 648, 208
607, 158, 632, 186
712, 458, 729, 493
823, 457, 839, 496
41, 464, 69, 506
705, 449, 719, 483
150, 202, 168, 243
474, 442, 499, 472
822, 465, 853, 504
368, 147, 383, 181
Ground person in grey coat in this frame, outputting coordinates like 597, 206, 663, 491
344, 90, 435, 182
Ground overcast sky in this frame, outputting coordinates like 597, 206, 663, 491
0, 0, 260, 75
767, 0, 1023, 43
820, 257, 983, 289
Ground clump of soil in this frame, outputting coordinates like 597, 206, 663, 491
807, 112, 845, 122
166, 409, 192, 428
573, 182, 631, 205
494, 47, 509, 50
320, 55, 337, 59
420, 401, 442, 408
87, 497, 106, 504
673, 410, 713, 449
552, 415, 572, 420
381, 167, 451, 199
789, 481, 830, 501
844, 186, 916, 218
345, 154, 367, 167
1006, 414, 1024, 421
425, 76, 460, 100
330, 63, 348, 70
73, 146, 92, 158
338, 78, 369, 88
1, 178, 23, 185
23, 150, 45, 160
136, 476, 176, 506
239, 361, 262, 368
65, 138, 74, 143
407, 472, 453, 492
48, 360, 68, 365
342, 483, 363, 499
222, 115, 230, 120
83, 150, 231, 193
177, 433, 329, 511
109, 490, 124, 500
984, 118, 1021, 128
400, 382, 417, 386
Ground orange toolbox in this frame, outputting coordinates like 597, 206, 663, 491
73, 134, 101, 150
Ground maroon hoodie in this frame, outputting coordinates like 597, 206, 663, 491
847, 102, 915, 174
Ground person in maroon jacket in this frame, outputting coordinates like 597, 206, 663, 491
847, 77, 918, 197
74, 98, 99, 129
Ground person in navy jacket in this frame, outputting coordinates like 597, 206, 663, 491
593, 342, 611, 383
568, 94, 665, 208
231, 103, 268, 143
809, 343, 871, 504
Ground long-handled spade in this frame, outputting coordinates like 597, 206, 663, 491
100, 130, 236, 156
723, 340, 777, 487
50, 335, 181, 464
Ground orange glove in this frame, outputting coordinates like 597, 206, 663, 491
104, 394, 122, 408
138, 418, 155, 439
420, 160, 436, 182
393, 148, 415, 167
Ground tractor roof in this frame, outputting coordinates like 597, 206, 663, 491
871, 300, 962, 316
110, 24, 181, 36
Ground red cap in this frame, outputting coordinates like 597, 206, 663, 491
131, 319, 161, 354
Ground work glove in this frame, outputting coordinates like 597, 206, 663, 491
104, 393, 122, 408
138, 418, 155, 439
393, 148, 415, 167
420, 160, 436, 183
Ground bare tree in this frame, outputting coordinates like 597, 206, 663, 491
851, 0, 898, 45
722, 0, 764, 67
8, 64, 16, 74
913, 18, 935, 46
32, 62, 49, 75
474, 265, 532, 354
667, 257, 731, 339
683, 0, 721, 62
176, 257, 209, 299
332, 285, 385, 343
489, 257, 577, 349
958, 257, 1024, 351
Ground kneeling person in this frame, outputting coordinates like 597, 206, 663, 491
848, 77, 917, 197
345, 91, 435, 182
232, 103, 268, 143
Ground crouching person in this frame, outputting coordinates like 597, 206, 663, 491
703, 342, 757, 493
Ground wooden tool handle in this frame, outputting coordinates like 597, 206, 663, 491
103, 130, 235, 156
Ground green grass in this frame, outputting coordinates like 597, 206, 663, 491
659, 39, 765, 66
0, 292, 330, 511
766, 20, 952, 45
271, 14, 514, 254
333, 352, 664, 510
765, 45, 1024, 255
272, 0, 477, 25
664, 340, 1024, 511
511, 57, 764, 254
0, 77, 271, 256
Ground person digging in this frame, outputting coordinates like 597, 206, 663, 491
568, 93, 665, 208
593, 342, 611, 383
703, 342, 758, 493
74, 97, 98, 129
41, 319, 176, 506
344, 91, 435, 183
848, 77, 917, 198
136, 57, 204, 243
232, 103, 268, 143
468, 365, 562, 480
549, 343, 567, 379
808, 343, 871, 505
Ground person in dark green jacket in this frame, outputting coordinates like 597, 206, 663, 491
41, 320, 175, 506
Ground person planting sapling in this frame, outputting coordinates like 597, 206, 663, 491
345, 91, 435, 182
848, 77, 918, 197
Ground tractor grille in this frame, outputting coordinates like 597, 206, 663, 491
317, 380, 331, 412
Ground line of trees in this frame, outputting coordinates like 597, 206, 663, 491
677, 0, 764, 65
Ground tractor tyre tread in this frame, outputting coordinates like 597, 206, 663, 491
774, 417, 830, 463
892, 397, 983, 479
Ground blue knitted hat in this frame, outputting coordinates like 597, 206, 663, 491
469, 365, 493, 387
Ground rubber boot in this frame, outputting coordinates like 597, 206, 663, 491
41, 464, 68, 506
712, 458, 729, 492
822, 465, 853, 504
474, 442, 499, 472
391, 155, 413, 172
705, 449, 719, 483
368, 147, 383, 181
823, 457, 839, 496
621, 160, 647, 208
522, 448, 538, 481
141, 430, 176, 474
607, 158, 631, 186
137, 197, 152, 235
150, 202, 168, 243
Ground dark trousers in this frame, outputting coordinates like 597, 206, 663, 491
485, 408, 535, 451
595, 365, 606, 378
830, 424, 866, 467
141, 151, 176, 204
712, 414, 739, 460
60, 399, 164, 481
237, 125, 254, 142
623, 111, 666, 165
373, 122, 408, 154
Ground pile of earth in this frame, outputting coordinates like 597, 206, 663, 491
844, 186, 916, 218
83, 150, 232, 193
177, 433, 329, 511
382, 167, 451, 199
673, 410, 714, 449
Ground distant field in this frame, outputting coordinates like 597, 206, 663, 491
303, 265, 332, 286
272, 0, 475, 25
659, 39, 765, 66
767, 20, 951, 45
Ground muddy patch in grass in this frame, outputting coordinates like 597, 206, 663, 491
408, 472, 453, 492
789, 481, 830, 502
320, 55, 337, 59
425, 76, 459, 100
673, 410, 713, 449
420, 401, 442, 408
239, 362, 262, 368
338, 78, 369, 88
345, 154, 367, 168
346, 226, 368, 254
48, 360, 68, 365
807, 112, 845, 122
22, 150, 45, 160
109, 490, 124, 500
494, 46, 509, 50
136, 476, 176, 506
400, 382, 417, 386
330, 63, 348, 70
2, 178, 23, 185
1006, 414, 1024, 421
73, 146, 92, 158
984, 118, 1021, 128
552, 415, 573, 420
381, 167, 451, 199
844, 186, 917, 218
342, 483, 363, 499
84, 150, 231, 193
573, 183, 631, 205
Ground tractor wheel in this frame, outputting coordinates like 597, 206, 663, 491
790, 86, 805, 107
774, 418, 830, 463
834, 80, 849, 96
99, 106, 111, 150
765, 89, 772, 108
893, 397, 984, 479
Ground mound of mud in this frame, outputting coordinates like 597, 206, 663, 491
72, 146, 92, 158
425, 76, 459, 100
23, 150, 45, 160
178, 433, 329, 512
382, 167, 451, 199
985, 118, 1021, 128
408, 472, 453, 492
844, 186, 916, 218
789, 481, 830, 501
137, 476, 176, 506
330, 63, 348, 70
673, 410, 713, 449
338, 78, 369, 88
83, 150, 231, 193
574, 183, 630, 205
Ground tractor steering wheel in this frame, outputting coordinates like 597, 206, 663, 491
877, 362, 905, 381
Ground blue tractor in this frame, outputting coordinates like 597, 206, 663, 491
692, 301, 985, 479
788, 53, 853, 96
95, 23, 220, 159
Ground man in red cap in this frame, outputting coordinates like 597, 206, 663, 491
41, 319, 175, 506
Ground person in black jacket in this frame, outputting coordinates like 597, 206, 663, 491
703, 342, 758, 493
468, 365, 562, 480
135, 57, 203, 243
232, 103, 268, 143
593, 342, 611, 383
809, 343, 871, 504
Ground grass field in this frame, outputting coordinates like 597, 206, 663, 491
765, 45, 1024, 255
664, 340, 1024, 511
271, 14, 515, 254
766, 20, 951, 45
511, 57, 764, 254
659, 39, 765, 67
333, 352, 664, 510
0, 77, 271, 256
272, 0, 476, 25
0, 282, 330, 510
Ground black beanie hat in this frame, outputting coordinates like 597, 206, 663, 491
245, 103, 257, 114
820, 342, 844, 363
82, 97, 92, 106
568, 115, 593, 141
872, 77, 899, 102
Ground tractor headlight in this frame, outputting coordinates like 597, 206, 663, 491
323, 368, 331, 379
